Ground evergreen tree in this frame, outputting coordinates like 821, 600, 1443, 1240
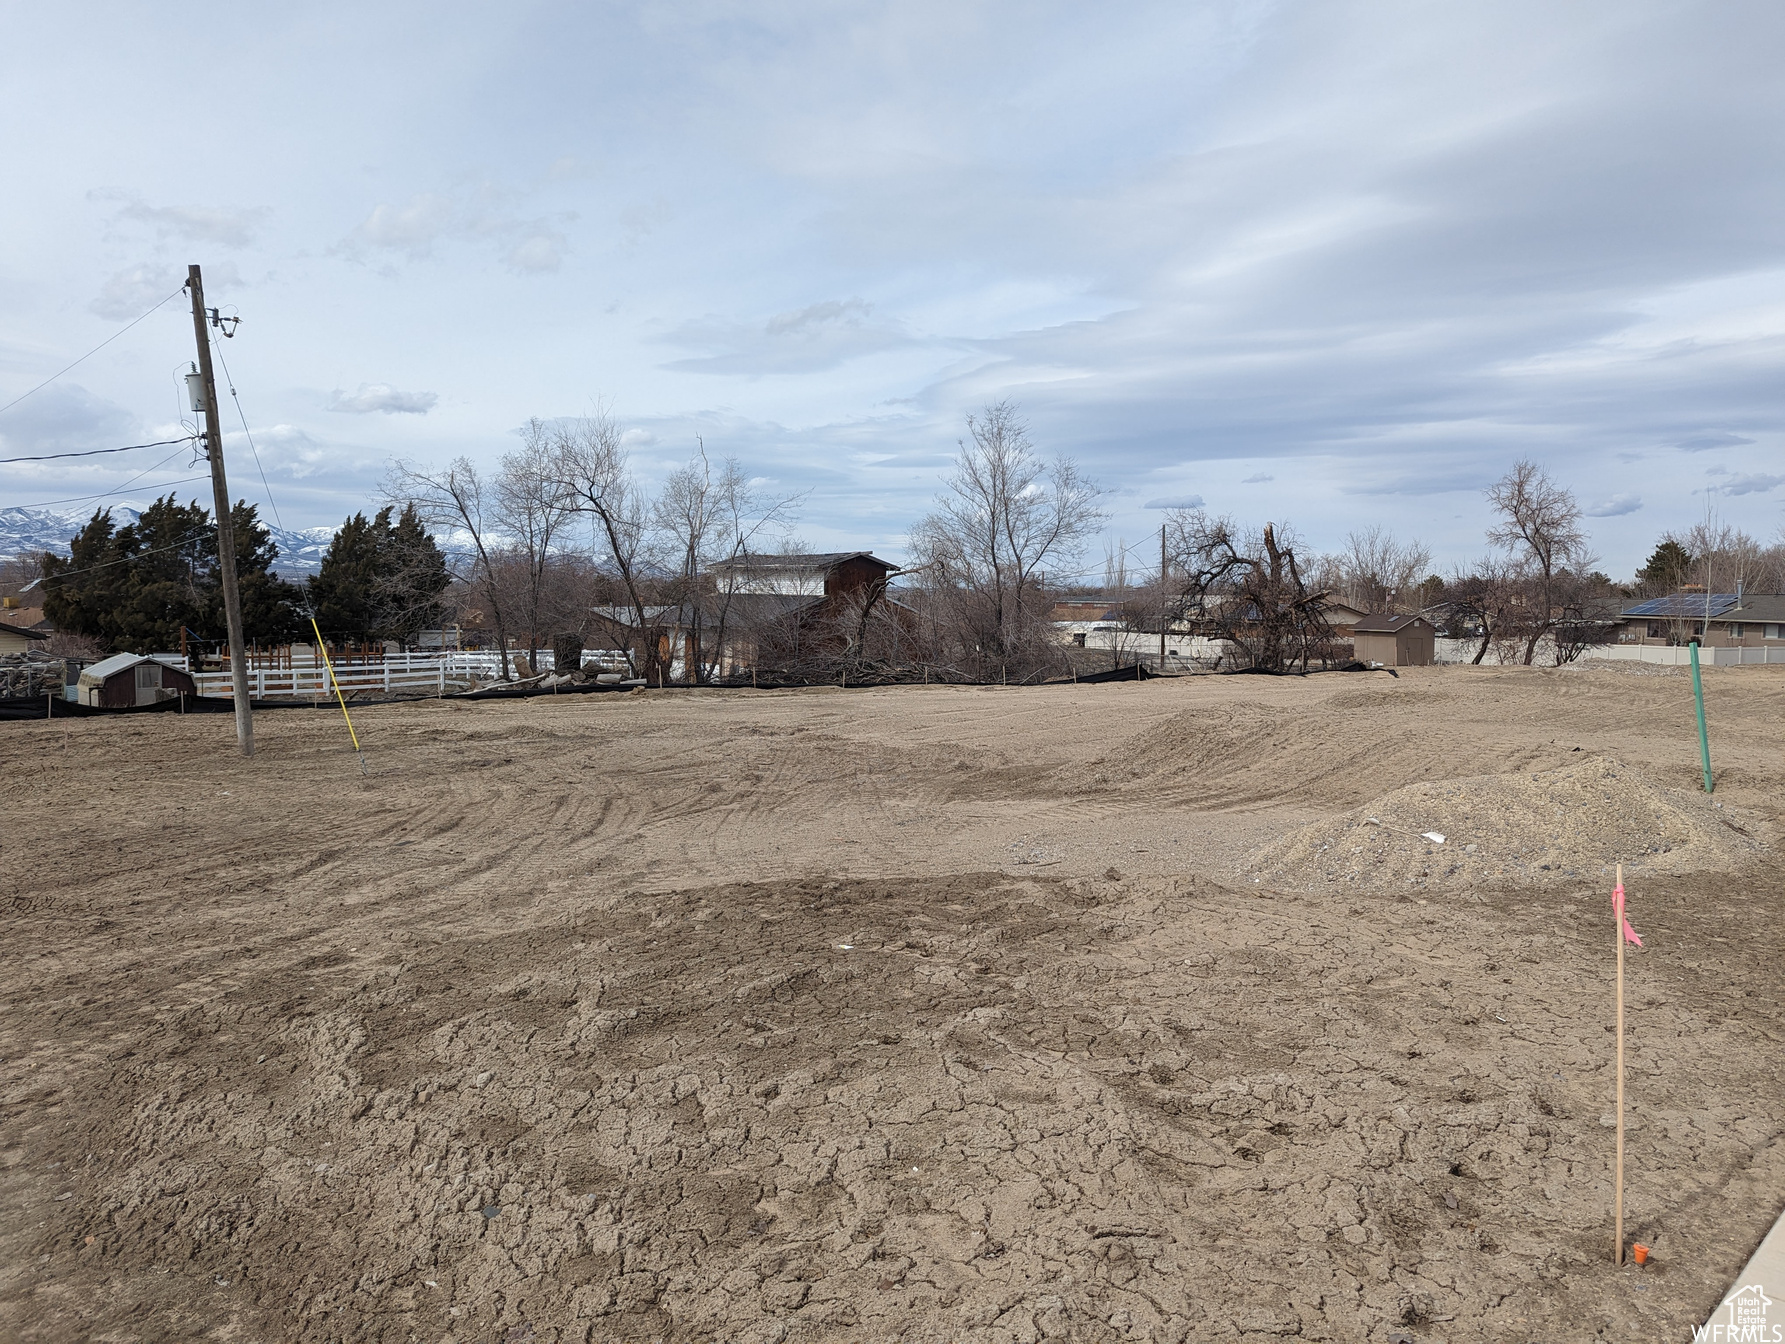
1637, 539, 1693, 590
377, 504, 452, 645
40, 495, 303, 654
218, 501, 304, 646
308, 505, 451, 645
309, 511, 384, 641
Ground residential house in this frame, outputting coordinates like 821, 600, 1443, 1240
1613, 589, 1785, 647
0, 620, 48, 656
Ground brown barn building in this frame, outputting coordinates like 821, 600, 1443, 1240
1352, 613, 1435, 667
76, 653, 198, 708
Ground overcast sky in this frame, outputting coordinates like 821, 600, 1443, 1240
2, 1, 1781, 579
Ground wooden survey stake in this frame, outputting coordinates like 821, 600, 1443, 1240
1614, 862, 1626, 1265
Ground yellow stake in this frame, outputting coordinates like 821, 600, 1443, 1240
310, 618, 363, 753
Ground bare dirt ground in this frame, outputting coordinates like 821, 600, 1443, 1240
3, 663, 1782, 1343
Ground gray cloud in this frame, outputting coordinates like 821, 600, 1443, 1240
10, 0, 1785, 582
1714, 473, 1784, 497
1145, 494, 1204, 510
1677, 432, 1755, 453
1585, 493, 1643, 517
664, 299, 913, 375
1240, 472, 1274, 484
328, 384, 438, 415
0, 384, 138, 456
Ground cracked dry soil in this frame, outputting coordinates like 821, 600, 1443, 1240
3, 667, 1783, 1343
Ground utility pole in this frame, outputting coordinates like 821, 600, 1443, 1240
1159, 523, 1168, 674
187, 264, 253, 756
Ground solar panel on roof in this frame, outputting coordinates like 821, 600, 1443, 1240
1622, 593, 1739, 618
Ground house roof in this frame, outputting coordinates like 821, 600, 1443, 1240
77, 652, 187, 684
1621, 592, 1785, 622
1352, 613, 1433, 634
0, 619, 48, 641
1623, 592, 1741, 618
1049, 601, 1121, 621
1730, 594, 1785, 621
711, 551, 897, 574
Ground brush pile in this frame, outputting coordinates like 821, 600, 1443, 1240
0, 651, 65, 698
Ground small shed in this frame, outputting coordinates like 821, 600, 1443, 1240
76, 653, 198, 708
0, 620, 49, 655
1353, 613, 1436, 667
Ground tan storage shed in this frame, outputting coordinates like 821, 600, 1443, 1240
1353, 613, 1436, 667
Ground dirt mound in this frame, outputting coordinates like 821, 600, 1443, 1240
1078, 684, 1581, 814
1250, 755, 1767, 893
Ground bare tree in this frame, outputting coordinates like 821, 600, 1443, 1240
387, 457, 514, 679
1674, 511, 1778, 599
650, 441, 802, 683
546, 410, 661, 679
1485, 460, 1590, 664
497, 419, 579, 668
1442, 561, 1516, 664
1337, 525, 1432, 614
909, 401, 1104, 678
1168, 512, 1336, 672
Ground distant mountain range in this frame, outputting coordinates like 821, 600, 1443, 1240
0, 506, 338, 576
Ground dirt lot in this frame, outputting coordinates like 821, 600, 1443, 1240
3, 663, 1782, 1343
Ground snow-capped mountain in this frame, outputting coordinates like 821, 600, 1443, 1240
0, 506, 337, 575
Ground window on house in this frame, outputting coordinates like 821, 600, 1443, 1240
1730, 623, 1744, 639
1071, 633, 1087, 647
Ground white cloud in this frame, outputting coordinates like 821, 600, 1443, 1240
328, 384, 438, 415
1145, 494, 1204, 510
1585, 493, 1643, 517
1241, 472, 1274, 484
110, 198, 268, 247
344, 186, 571, 273
353, 194, 457, 255
506, 228, 566, 274
88, 265, 183, 321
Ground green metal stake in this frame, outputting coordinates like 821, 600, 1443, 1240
1689, 639, 1713, 793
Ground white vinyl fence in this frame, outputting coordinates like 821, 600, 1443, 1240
1434, 637, 1785, 668
185, 647, 635, 699
1581, 643, 1785, 666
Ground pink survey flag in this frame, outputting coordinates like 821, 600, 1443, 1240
1612, 881, 1643, 947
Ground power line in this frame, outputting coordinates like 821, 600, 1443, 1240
17, 439, 204, 509
0, 287, 185, 419
0, 436, 191, 466
21, 474, 211, 510
33, 527, 218, 581
209, 330, 284, 532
